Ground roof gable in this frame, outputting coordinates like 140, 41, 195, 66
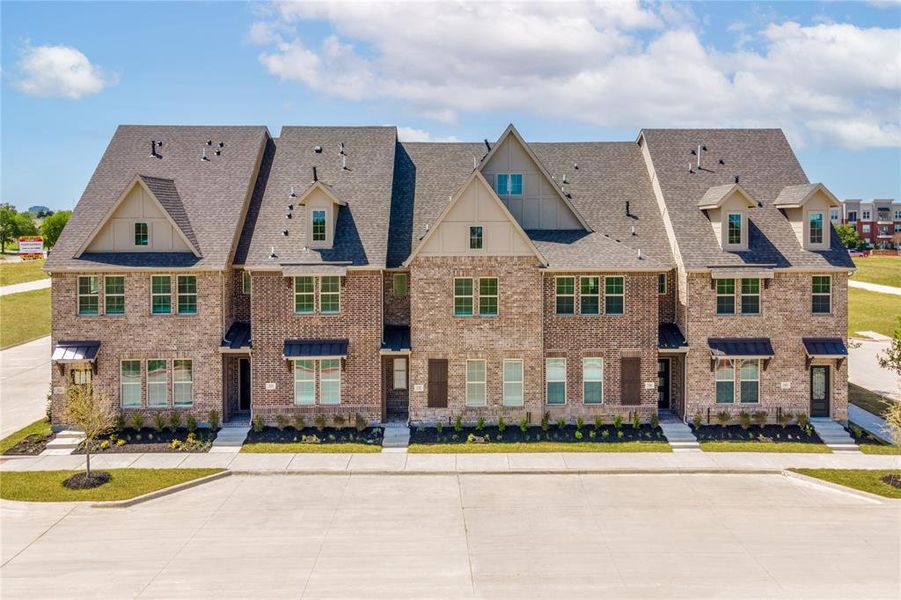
698, 183, 756, 210
774, 183, 840, 209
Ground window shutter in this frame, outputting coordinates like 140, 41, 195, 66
621, 357, 641, 406
428, 359, 448, 408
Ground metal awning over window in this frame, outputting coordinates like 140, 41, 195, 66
283, 339, 348, 360
802, 337, 848, 358
708, 338, 774, 358
220, 322, 251, 352
52, 340, 101, 363
658, 324, 688, 352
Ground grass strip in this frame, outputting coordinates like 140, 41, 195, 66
0, 469, 223, 502
0, 419, 52, 454
700, 441, 831, 453
408, 441, 672, 453
0, 259, 48, 286
791, 469, 901, 499
0, 287, 50, 349
848, 288, 901, 337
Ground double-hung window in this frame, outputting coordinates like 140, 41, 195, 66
495, 173, 523, 195
393, 358, 407, 390
294, 360, 315, 405
151, 275, 172, 314
580, 276, 599, 315
546, 358, 566, 405
503, 359, 523, 406
740, 278, 760, 315
583, 358, 603, 404
740, 360, 759, 404
320, 276, 341, 314
120, 360, 142, 408
77, 276, 99, 315
177, 275, 197, 315
715, 359, 735, 404
555, 277, 575, 315
812, 276, 831, 314
311, 210, 327, 242
469, 226, 483, 250
479, 277, 498, 316
605, 276, 624, 315
134, 222, 149, 246
727, 213, 742, 245
173, 360, 193, 407
319, 359, 341, 404
658, 273, 667, 295
809, 212, 824, 245
147, 359, 168, 407
454, 278, 473, 316
465, 360, 487, 406
104, 276, 125, 315
294, 277, 314, 313
716, 279, 735, 315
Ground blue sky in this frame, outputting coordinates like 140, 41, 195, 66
2, 1, 899, 212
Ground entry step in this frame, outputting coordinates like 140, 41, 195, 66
382, 423, 410, 449
810, 418, 861, 453
40, 430, 85, 455
210, 425, 250, 452
659, 422, 700, 452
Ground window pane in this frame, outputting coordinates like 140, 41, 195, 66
740, 381, 759, 404
503, 359, 523, 406
605, 277, 624, 295
469, 226, 483, 249
809, 213, 823, 244
121, 360, 141, 408
728, 213, 742, 244
294, 360, 315, 405
716, 279, 735, 294
454, 278, 473, 316
496, 174, 508, 195
393, 273, 407, 295
177, 276, 197, 315
393, 358, 407, 390
147, 359, 167, 407
812, 276, 831, 294
740, 278, 759, 315
78, 276, 99, 315
556, 277, 574, 315
716, 382, 735, 404
581, 296, 599, 315
320, 359, 341, 404
105, 276, 125, 315
173, 360, 193, 407
556, 277, 574, 294
510, 174, 523, 195
658, 273, 666, 294
547, 382, 565, 405
583, 358, 603, 404
295, 276, 314, 313
580, 277, 599, 295
134, 222, 148, 246
243, 271, 252, 294
546, 358, 566, 405
479, 277, 497, 316
716, 278, 735, 315
605, 296, 623, 315
581, 276, 599, 315
151, 276, 171, 314
320, 275, 340, 314
312, 210, 326, 242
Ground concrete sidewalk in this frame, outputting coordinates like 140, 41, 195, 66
0, 336, 51, 438
0, 277, 50, 297
2, 449, 898, 474
849, 335, 900, 401
848, 279, 901, 296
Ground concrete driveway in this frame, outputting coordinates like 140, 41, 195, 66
0, 336, 51, 438
1, 473, 898, 599
850, 337, 900, 401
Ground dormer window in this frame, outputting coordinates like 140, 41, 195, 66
809, 212, 824, 245
311, 210, 327, 242
134, 222, 149, 246
469, 226, 483, 249
495, 173, 523, 196
727, 213, 743, 246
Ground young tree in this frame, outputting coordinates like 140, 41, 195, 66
62, 384, 117, 485
877, 317, 901, 378
41, 210, 71, 248
835, 223, 863, 250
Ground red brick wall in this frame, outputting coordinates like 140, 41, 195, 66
658, 269, 676, 324
383, 270, 410, 326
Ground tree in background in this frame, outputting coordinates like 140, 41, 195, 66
28, 205, 53, 218
41, 210, 71, 248
14, 211, 38, 237
835, 223, 864, 250
0, 203, 21, 252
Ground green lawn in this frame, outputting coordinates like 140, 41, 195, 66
240, 442, 381, 453
848, 383, 894, 417
0, 287, 50, 349
0, 259, 47, 286
0, 469, 223, 502
852, 256, 901, 288
0, 419, 51, 454
859, 444, 900, 455
700, 441, 831, 453
791, 469, 901, 499
408, 442, 672, 453
848, 288, 901, 337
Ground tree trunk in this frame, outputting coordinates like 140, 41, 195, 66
85, 441, 91, 478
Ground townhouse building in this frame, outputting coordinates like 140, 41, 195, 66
837, 198, 901, 248
46, 124, 854, 428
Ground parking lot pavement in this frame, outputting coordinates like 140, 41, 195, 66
1, 473, 899, 599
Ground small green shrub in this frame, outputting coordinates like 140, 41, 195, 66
716, 410, 731, 425
613, 415, 623, 430
797, 413, 809, 428
436, 420, 444, 434
116, 438, 126, 447
541, 412, 550, 432
497, 416, 506, 433
354, 413, 367, 432
185, 415, 198, 433
616, 430, 624, 439
632, 413, 641, 429
476, 417, 485, 432
752, 411, 767, 427
574, 430, 583, 440
114, 415, 125, 432
594, 415, 604, 430
130, 412, 144, 431
294, 415, 306, 431
99, 440, 110, 450
519, 416, 528, 433
738, 411, 751, 429
171, 439, 182, 450
588, 430, 596, 439
333, 414, 346, 429
275, 415, 289, 431
207, 410, 220, 431
556, 417, 566, 430
454, 414, 463, 433
778, 412, 793, 428
314, 415, 327, 432
575, 417, 584, 431
152, 412, 166, 433
602, 429, 610, 439
850, 423, 864, 438
650, 414, 659, 428
252, 415, 265, 433
692, 414, 703, 429
169, 411, 181, 432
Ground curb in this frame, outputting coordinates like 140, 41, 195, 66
91, 471, 231, 508
781, 470, 889, 503
229, 468, 781, 476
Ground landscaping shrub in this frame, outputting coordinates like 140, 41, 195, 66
692, 414, 702, 429
632, 413, 641, 429
185, 415, 197, 433
294, 415, 306, 431
354, 413, 367, 432
130, 412, 144, 431
476, 417, 485, 432
314, 415, 327, 432
574, 430, 583, 440
594, 415, 604, 430
752, 411, 767, 427
169, 412, 181, 432
575, 417, 584, 431
541, 412, 550, 431
650, 414, 659, 428
436, 420, 444, 434
207, 410, 220, 431
797, 413, 809, 428
454, 414, 463, 433
497, 416, 506, 434
716, 410, 731, 425
613, 415, 623, 430
275, 415, 289, 431
738, 411, 751, 429
152, 412, 166, 433
252, 415, 265, 433
778, 412, 793, 428
333, 414, 346, 429
519, 416, 528, 433
114, 415, 125, 432
556, 417, 566, 430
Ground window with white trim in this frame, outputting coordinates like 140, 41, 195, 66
740, 278, 760, 315
727, 213, 742, 245
555, 277, 575, 315
503, 359, 523, 406
715, 359, 735, 404
120, 360, 142, 408
242, 271, 252, 295
546, 358, 566, 405
294, 359, 315, 405
78, 276, 99, 315
454, 278, 473, 317
311, 209, 327, 242
581, 276, 599, 315
812, 276, 831, 314
862, 223, 871, 233
466, 360, 487, 407
105, 276, 125, 315
134, 222, 149, 246
147, 359, 168, 407
177, 275, 197, 315
583, 358, 603, 404
495, 173, 523, 195
862, 210, 871, 220
173, 359, 193, 407
393, 357, 407, 390
809, 212, 824, 245
830, 209, 840, 222
847, 211, 857, 223
151, 275, 172, 314
658, 273, 667, 295
294, 276, 314, 313
716, 279, 735, 315
70, 368, 92, 386
320, 359, 341, 404
479, 277, 498, 316
320, 276, 341, 314
469, 226, 483, 250
605, 276, 624, 315
740, 359, 759, 404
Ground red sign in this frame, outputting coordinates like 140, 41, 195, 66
18, 236, 44, 260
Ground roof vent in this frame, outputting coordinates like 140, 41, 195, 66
719, 159, 725, 165
625, 201, 631, 216
282, 230, 289, 236
286, 212, 292, 219
150, 140, 163, 159
734, 175, 740, 184
573, 162, 579, 170
484, 139, 491, 152
638, 249, 643, 260
314, 145, 322, 153
562, 174, 569, 184
631, 225, 636, 236
339, 142, 346, 156
218, 142, 224, 148
201, 147, 209, 161
207, 140, 213, 146
269, 246, 277, 259
342, 154, 348, 170
289, 186, 296, 198
688, 163, 694, 174
312, 166, 318, 182
287, 204, 293, 211
215, 149, 221, 156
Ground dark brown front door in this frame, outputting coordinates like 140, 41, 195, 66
810, 365, 830, 417
657, 359, 670, 409
622, 357, 641, 406
239, 358, 251, 411
428, 359, 448, 408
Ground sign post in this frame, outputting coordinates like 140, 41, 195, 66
18, 236, 44, 260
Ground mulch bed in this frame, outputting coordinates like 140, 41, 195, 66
244, 426, 384, 445
63, 471, 111, 489
846, 424, 891, 448
881, 474, 901, 489
74, 428, 217, 454
690, 424, 823, 444
410, 424, 665, 445
3, 431, 57, 455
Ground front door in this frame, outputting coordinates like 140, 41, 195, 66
239, 358, 251, 411
810, 365, 830, 417
657, 359, 670, 409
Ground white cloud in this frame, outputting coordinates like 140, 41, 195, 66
252, 2, 901, 149
396, 126, 460, 143
13, 43, 116, 99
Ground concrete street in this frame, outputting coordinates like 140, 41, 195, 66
0, 337, 50, 438
1, 473, 899, 599
850, 337, 901, 402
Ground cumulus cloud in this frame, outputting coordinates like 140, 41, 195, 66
252, 1, 901, 148
13, 43, 116, 99
396, 126, 461, 143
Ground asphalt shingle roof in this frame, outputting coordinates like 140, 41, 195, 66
137, 175, 200, 252
45, 125, 269, 271
639, 129, 854, 271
